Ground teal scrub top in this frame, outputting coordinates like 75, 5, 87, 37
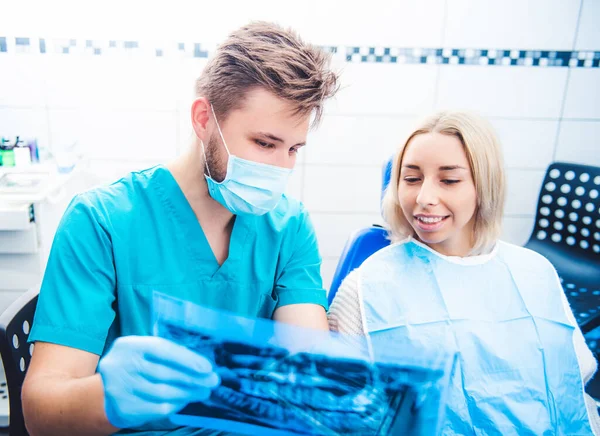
29, 165, 328, 433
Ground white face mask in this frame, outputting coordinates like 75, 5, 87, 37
201, 105, 293, 216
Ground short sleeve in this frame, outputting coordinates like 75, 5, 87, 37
28, 193, 117, 355
274, 205, 328, 311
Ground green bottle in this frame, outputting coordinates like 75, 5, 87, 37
0, 137, 15, 167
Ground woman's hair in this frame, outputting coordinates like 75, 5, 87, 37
382, 110, 506, 255
195, 21, 339, 126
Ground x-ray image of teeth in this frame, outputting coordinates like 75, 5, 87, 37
152, 292, 454, 436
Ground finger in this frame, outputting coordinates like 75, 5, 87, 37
139, 359, 220, 390
131, 377, 215, 404
134, 337, 214, 375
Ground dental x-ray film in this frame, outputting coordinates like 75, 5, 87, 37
152, 292, 454, 436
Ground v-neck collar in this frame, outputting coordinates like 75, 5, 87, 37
153, 165, 254, 278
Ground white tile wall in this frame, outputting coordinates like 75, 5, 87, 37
0, 54, 47, 107
574, 0, 600, 51
330, 64, 438, 116
186, 0, 446, 48
177, 111, 194, 156
491, 119, 558, 169
444, 0, 580, 50
563, 69, 600, 120
303, 166, 382, 214
81, 159, 165, 186
294, 0, 446, 47
311, 213, 382, 258
555, 121, 600, 166
502, 216, 535, 245
0, 253, 43, 291
436, 66, 568, 118
0, 107, 50, 149
285, 164, 305, 201
44, 57, 179, 111
306, 115, 413, 166
2, 0, 599, 296
504, 169, 546, 216
47, 108, 178, 159
174, 59, 208, 109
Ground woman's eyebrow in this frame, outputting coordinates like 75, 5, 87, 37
402, 164, 468, 171
439, 165, 468, 171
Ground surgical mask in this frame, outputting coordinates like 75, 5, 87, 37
202, 105, 293, 216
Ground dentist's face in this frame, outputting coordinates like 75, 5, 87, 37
398, 132, 478, 256
204, 88, 309, 182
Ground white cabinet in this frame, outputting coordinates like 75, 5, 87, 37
0, 224, 38, 254
0, 204, 44, 302
0, 165, 77, 311
0, 203, 33, 230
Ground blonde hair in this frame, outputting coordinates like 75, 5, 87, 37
382, 111, 506, 255
195, 21, 338, 126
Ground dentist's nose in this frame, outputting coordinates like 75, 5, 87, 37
275, 148, 296, 169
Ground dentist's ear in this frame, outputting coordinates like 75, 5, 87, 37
191, 97, 211, 141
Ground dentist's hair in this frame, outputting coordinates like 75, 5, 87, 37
195, 21, 338, 127
382, 110, 506, 255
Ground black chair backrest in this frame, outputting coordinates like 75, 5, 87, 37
525, 162, 600, 333
0, 289, 39, 436
526, 162, 600, 262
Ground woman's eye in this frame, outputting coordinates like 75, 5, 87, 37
442, 180, 460, 185
404, 177, 420, 183
290, 147, 300, 154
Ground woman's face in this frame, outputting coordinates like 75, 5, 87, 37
398, 132, 478, 256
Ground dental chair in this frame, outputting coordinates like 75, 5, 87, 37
523, 162, 600, 405
0, 288, 39, 435
524, 162, 600, 335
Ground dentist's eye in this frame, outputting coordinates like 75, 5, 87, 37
255, 139, 274, 149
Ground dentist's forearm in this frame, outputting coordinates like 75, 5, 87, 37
22, 373, 119, 436
273, 303, 329, 330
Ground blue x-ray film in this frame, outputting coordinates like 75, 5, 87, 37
152, 292, 455, 436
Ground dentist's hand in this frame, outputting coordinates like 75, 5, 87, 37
97, 336, 220, 429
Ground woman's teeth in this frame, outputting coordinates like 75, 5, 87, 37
417, 216, 445, 223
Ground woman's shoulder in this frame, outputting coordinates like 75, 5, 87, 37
364, 237, 413, 261
496, 241, 556, 271
356, 239, 557, 276
351, 238, 418, 278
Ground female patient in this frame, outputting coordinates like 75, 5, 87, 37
328, 111, 600, 435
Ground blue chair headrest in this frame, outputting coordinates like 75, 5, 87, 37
380, 155, 394, 217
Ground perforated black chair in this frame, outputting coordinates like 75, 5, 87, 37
524, 162, 600, 335
0, 289, 39, 436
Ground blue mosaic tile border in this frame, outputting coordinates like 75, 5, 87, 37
0, 37, 210, 59
340, 47, 600, 67
1, 36, 599, 68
